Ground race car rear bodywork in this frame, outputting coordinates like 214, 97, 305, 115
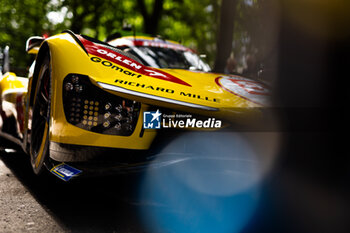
0, 31, 269, 177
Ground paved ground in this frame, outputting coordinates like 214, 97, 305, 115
0, 134, 348, 233
0, 158, 64, 233
0, 144, 145, 233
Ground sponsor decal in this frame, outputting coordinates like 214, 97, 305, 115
77, 35, 191, 86
143, 110, 222, 129
115, 78, 174, 94
114, 78, 220, 103
215, 76, 269, 105
50, 163, 82, 181
179, 91, 220, 103
90, 56, 143, 78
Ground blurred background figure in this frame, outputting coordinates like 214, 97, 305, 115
242, 53, 258, 79
224, 52, 238, 74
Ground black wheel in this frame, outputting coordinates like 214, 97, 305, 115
30, 52, 51, 174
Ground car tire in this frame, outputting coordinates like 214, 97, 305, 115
30, 52, 51, 175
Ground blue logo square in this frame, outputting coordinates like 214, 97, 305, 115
50, 163, 82, 181
143, 110, 161, 129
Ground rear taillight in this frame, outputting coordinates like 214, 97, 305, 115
62, 74, 140, 136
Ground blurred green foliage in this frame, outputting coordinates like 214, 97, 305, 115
0, 0, 274, 76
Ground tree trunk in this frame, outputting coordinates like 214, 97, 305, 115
137, 0, 164, 35
213, 0, 238, 73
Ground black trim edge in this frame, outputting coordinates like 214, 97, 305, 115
61, 30, 89, 56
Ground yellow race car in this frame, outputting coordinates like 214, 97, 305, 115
0, 30, 269, 181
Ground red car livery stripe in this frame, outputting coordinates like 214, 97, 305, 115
114, 39, 195, 53
131, 40, 195, 52
77, 35, 191, 87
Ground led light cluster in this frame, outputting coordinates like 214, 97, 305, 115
62, 74, 140, 136
82, 100, 99, 126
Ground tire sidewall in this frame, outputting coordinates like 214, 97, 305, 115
30, 53, 51, 175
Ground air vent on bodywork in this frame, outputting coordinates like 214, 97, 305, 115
62, 74, 140, 136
